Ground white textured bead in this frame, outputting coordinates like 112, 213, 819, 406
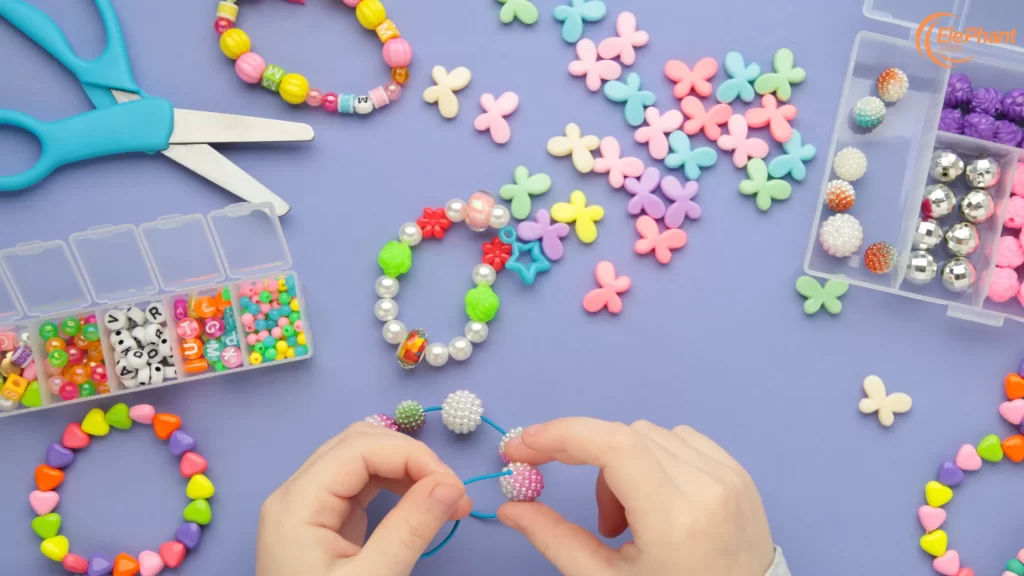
465, 321, 488, 343
490, 204, 511, 229
375, 276, 400, 298
819, 213, 864, 258
374, 298, 399, 321
472, 263, 497, 287
441, 390, 483, 434
424, 342, 450, 367
833, 147, 867, 182
446, 199, 468, 223
449, 337, 473, 361
398, 222, 423, 246
499, 426, 524, 464
383, 320, 408, 344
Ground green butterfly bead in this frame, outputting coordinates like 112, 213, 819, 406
500, 166, 552, 220
739, 158, 791, 211
753, 48, 805, 102
498, 0, 539, 25
795, 276, 849, 315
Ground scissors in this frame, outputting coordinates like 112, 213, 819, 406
0, 0, 313, 215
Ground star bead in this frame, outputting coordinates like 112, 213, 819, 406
422, 65, 473, 119
474, 92, 520, 145
553, 0, 607, 43
744, 94, 798, 143
551, 190, 604, 244
664, 131, 718, 180
583, 261, 632, 314
593, 136, 645, 189
623, 166, 666, 219
766, 130, 816, 182
753, 48, 805, 102
680, 96, 732, 141
634, 215, 686, 264
547, 123, 601, 173
717, 114, 769, 168
664, 57, 718, 99
502, 227, 552, 285
417, 207, 451, 239
517, 209, 570, 261
717, 51, 761, 104
499, 166, 552, 219
660, 175, 701, 229
596, 12, 648, 65
634, 107, 684, 160
603, 72, 656, 127
739, 158, 792, 212
482, 237, 513, 271
569, 39, 622, 92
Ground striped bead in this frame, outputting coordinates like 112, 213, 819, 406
369, 86, 390, 109
216, 1, 239, 22
339, 94, 355, 114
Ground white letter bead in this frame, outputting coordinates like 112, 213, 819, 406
144, 344, 163, 362
149, 364, 165, 385
121, 375, 140, 389
104, 309, 128, 331
136, 365, 151, 386
130, 327, 147, 346
158, 338, 173, 357
163, 365, 178, 380
126, 306, 146, 326
110, 329, 128, 346
144, 324, 165, 345
144, 302, 165, 324
113, 335, 136, 355
115, 358, 137, 379
126, 348, 147, 369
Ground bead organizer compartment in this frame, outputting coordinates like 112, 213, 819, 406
0, 202, 312, 417
804, 1, 1024, 326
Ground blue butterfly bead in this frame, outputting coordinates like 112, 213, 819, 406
553, 0, 607, 43
603, 73, 656, 127
716, 51, 761, 104
664, 131, 718, 180
766, 130, 816, 181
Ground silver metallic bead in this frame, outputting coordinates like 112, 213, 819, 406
446, 198, 468, 223
382, 319, 407, 345
499, 426, 524, 464
490, 205, 511, 229
941, 257, 976, 293
375, 275, 399, 298
913, 218, 944, 250
449, 336, 473, 361
965, 156, 1001, 189
905, 251, 938, 285
930, 149, 964, 183
472, 263, 497, 287
945, 222, 980, 256
374, 298, 398, 321
17, 331, 31, 346
424, 342, 449, 367
398, 222, 423, 246
441, 390, 484, 434
921, 184, 957, 219
960, 189, 995, 223
465, 320, 488, 343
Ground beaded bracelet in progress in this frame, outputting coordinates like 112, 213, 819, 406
215, 0, 410, 114
365, 391, 543, 557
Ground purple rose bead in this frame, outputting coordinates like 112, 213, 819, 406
945, 73, 973, 108
1002, 89, 1024, 122
970, 87, 1002, 116
995, 120, 1023, 147
963, 112, 996, 141
939, 108, 964, 134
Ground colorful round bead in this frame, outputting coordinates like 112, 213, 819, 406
863, 242, 896, 274
876, 68, 908, 103
364, 413, 399, 431
499, 463, 544, 502
394, 400, 425, 432
824, 179, 855, 212
852, 96, 886, 129
219, 28, 251, 60
441, 390, 484, 434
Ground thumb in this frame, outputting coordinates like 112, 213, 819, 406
353, 475, 468, 575
498, 502, 617, 576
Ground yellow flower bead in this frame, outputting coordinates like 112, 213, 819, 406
290, 299, 300, 312
286, 347, 296, 359
355, 0, 387, 30
296, 333, 306, 346
249, 352, 263, 365
278, 73, 310, 105
219, 28, 251, 60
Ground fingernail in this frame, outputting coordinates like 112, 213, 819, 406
523, 424, 543, 438
430, 482, 463, 508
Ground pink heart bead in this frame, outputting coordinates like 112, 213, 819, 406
933, 550, 960, 576
29, 490, 60, 515
138, 550, 165, 576
918, 505, 946, 532
955, 444, 982, 471
62, 553, 88, 574
1000, 399, 1024, 425
130, 404, 156, 425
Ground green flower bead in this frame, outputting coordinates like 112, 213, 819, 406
394, 400, 425, 432
378, 241, 413, 277
465, 285, 500, 323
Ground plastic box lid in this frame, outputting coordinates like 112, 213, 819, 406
865, 0, 1022, 57
0, 202, 292, 320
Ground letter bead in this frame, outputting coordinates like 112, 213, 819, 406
354, 95, 374, 114
144, 302, 166, 324
150, 364, 165, 385
126, 349, 148, 369
144, 324, 164, 345
126, 307, 147, 326
104, 310, 128, 331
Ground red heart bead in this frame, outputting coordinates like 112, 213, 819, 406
61, 423, 91, 450
159, 541, 186, 568
180, 452, 207, 478
62, 553, 88, 574
955, 569, 974, 576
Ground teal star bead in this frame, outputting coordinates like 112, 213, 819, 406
501, 226, 552, 285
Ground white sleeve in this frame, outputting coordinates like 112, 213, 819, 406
765, 546, 790, 576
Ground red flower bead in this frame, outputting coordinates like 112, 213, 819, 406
482, 237, 512, 271
417, 208, 451, 239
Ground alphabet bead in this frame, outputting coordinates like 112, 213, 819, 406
126, 307, 147, 326
104, 309, 128, 331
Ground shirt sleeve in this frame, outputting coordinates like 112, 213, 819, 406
765, 546, 790, 576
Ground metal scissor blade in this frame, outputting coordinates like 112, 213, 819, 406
169, 109, 314, 144
161, 144, 291, 216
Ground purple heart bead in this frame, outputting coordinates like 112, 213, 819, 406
87, 553, 113, 576
46, 442, 75, 469
168, 430, 196, 457
937, 461, 965, 487
175, 522, 202, 550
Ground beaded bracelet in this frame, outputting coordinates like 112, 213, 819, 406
364, 390, 542, 557
31, 404, 213, 574
214, 0, 410, 114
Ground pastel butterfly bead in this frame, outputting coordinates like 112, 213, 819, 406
474, 92, 520, 145
634, 216, 686, 264
593, 137, 644, 188
497, 0, 539, 25
596, 12, 648, 65
717, 51, 760, 104
665, 57, 718, 99
660, 175, 701, 229
553, 0, 607, 43
603, 72, 656, 127
624, 167, 666, 219
634, 107, 683, 160
583, 261, 631, 314
680, 96, 732, 141
423, 65, 472, 119
568, 39, 621, 92
551, 190, 604, 243
717, 114, 769, 168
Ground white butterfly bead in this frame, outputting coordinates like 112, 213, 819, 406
858, 375, 912, 427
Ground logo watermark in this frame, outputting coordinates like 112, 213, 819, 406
916, 12, 1017, 68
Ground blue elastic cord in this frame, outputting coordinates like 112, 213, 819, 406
466, 470, 514, 519
420, 520, 460, 558
481, 415, 506, 436
423, 406, 441, 413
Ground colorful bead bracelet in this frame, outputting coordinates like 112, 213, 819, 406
215, 0, 410, 114
32, 404, 213, 575
364, 390, 543, 557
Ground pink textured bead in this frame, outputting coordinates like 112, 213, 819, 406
306, 89, 324, 107
236, 52, 267, 84
382, 38, 413, 68
342, 0, 361, 6
215, 17, 233, 34
1015, 162, 1024, 197
999, 236, 1024, 268
466, 191, 496, 232
365, 414, 399, 431
322, 92, 339, 112
989, 267, 1020, 303
500, 463, 544, 502
369, 86, 390, 109
385, 82, 402, 102
48, 376, 65, 395
1006, 196, 1024, 229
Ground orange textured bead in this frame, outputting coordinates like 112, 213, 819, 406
184, 358, 210, 374
87, 343, 105, 363
863, 242, 896, 274
376, 19, 399, 42
153, 413, 182, 440
45, 337, 66, 353
824, 179, 855, 212
391, 66, 409, 85
182, 338, 204, 360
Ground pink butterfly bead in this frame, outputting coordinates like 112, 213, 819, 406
716, 114, 769, 168
593, 136, 645, 189
569, 39, 622, 92
634, 107, 683, 160
596, 12, 649, 66
664, 57, 718, 99
660, 175, 701, 229
582, 261, 632, 314
634, 215, 687, 264
744, 94, 798, 143
474, 92, 520, 144
681, 96, 732, 141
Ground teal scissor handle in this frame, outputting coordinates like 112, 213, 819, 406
0, 98, 174, 192
0, 0, 141, 109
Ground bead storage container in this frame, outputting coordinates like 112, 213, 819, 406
805, 0, 1024, 326
0, 202, 312, 417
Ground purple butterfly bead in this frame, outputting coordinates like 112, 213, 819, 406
517, 209, 570, 261
660, 175, 701, 229
624, 166, 666, 219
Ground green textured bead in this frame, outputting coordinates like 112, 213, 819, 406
1008, 559, 1024, 575
82, 323, 100, 342
261, 64, 285, 91
394, 400, 425, 432
465, 285, 500, 322
39, 322, 58, 340
378, 241, 413, 277
60, 318, 80, 337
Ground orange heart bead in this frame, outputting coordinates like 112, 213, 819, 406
153, 413, 182, 440
113, 553, 139, 576
1006, 374, 1024, 400
61, 423, 91, 449
35, 465, 64, 491
1003, 435, 1024, 463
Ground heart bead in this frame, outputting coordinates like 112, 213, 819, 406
35, 464, 64, 491
1007, 373, 1024, 400
1001, 399, 1024, 425
62, 423, 91, 449
88, 553, 114, 576
979, 434, 1004, 462
158, 542, 186, 568
168, 431, 196, 457
180, 452, 208, 478
153, 413, 182, 440
955, 444, 982, 471
137, 551, 164, 576
21, 380, 42, 407
956, 570, 974, 576
936, 461, 964, 487
920, 529, 949, 557
32, 512, 62, 539
183, 499, 212, 525
925, 481, 953, 507
933, 550, 960, 576
47, 442, 75, 469
105, 403, 133, 430
918, 505, 947, 532
129, 404, 156, 425
113, 553, 139, 576
30, 490, 60, 515
1003, 435, 1024, 463
186, 474, 215, 500
63, 553, 89, 574
82, 408, 111, 437
41, 535, 69, 562
175, 523, 202, 550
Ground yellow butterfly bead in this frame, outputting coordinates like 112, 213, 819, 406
551, 190, 604, 244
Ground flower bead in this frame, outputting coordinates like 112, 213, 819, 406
482, 237, 513, 271
465, 286, 500, 323
551, 191, 604, 244
416, 208, 452, 239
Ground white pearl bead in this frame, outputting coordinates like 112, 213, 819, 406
490, 204, 511, 229
449, 337, 473, 361
398, 222, 422, 246
472, 263, 497, 287
375, 275, 399, 298
465, 321, 488, 343
374, 298, 398, 321
425, 342, 449, 366
382, 320, 407, 344
446, 199, 468, 223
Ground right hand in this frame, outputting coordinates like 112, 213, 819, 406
497, 418, 775, 576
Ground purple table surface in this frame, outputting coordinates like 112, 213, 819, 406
3, 1, 1024, 575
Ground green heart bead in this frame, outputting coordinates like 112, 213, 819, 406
20, 380, 41, 407
105, 403, 132, 430
1008, 558, 1024, 575
978, 434, 1004, 462
184, 499, 212, 525
31, 513, 61, 539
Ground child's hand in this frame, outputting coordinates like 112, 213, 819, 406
499, 418, 775, 576
256, 422, 472, 576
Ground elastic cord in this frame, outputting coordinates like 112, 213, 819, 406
481, 415, 506, 436
420, 520, 460, 559
466, 470, 513, 519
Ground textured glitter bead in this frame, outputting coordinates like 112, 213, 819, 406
824, 179, 855, 212
971, 87, 1002, 116
500, 463, 544, 502
819, 213, 863, 258
440, 390, 483, 434
394, 400, 425, 432
876, 68, 908, 103
499, 426, 524, 464
995, 120, 1023, 147
939, 108, 964, 134
945, 73, 973, 108
365, 413, 399, 431
833, 147, 867, 182
852, 96, 885, 129
863, 242, 896, 274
